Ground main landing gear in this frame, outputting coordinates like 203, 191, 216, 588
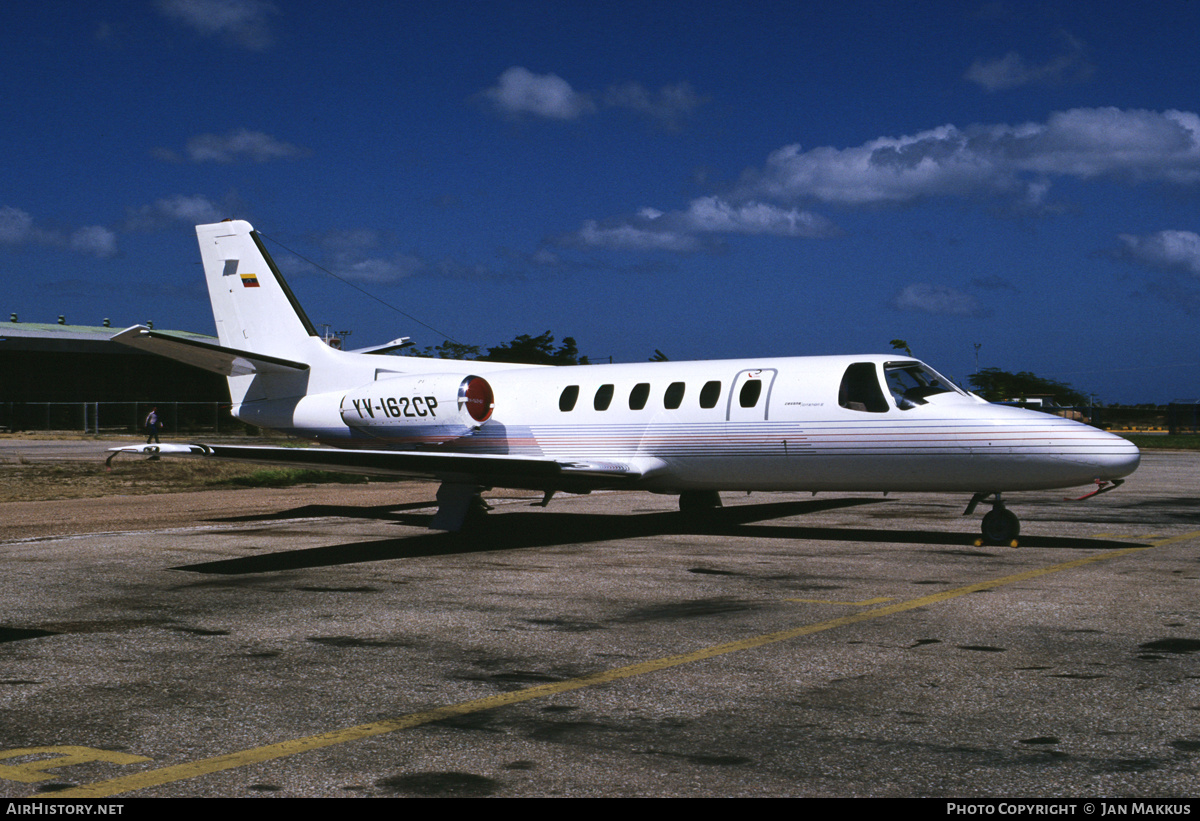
678, 490, 723, 513
430, 483, 492, 531
964, 492, 1020, 546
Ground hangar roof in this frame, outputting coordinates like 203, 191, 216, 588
0, 321, 214, 345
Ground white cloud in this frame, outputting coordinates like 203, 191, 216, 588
432, 258, 504, 280
563, 195, 838, 253
558, 107, 1200, 257
312, 228, 382, 254
892, 283, 986, 317
329, 251, 510, 284
125, 195, 223, 230
157, 0, 278, 50
604, 81, 706, 127
70, 226, 119, 258
158, 194, 223, 222
965, 33, 1093, 92
740, 108, 1200, 207
970, 275, 1019, 293
1116, 230, 1200, 277
298, 228, 531, 283
338, 254, 427, 284
0, 206, 118, 257
184, 129, 310, 163
574, 218, 704, 253
0, 206, 36, 245
530, 247, 562, 267
309, 230, 427, 283
481, 69, 707, 126
683, 197, 838, 238
482, 67, 595, 120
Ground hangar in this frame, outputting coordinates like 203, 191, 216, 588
0, 316, 230, 433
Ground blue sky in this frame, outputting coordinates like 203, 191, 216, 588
4, 0, 1200, 403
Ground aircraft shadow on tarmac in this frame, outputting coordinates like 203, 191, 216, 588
175, 497, 1147, 576
1101, 496, 1200, 525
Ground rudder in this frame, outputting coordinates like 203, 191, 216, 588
196, 220, 318, 361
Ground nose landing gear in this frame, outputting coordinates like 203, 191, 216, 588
965, 492, 1020, 547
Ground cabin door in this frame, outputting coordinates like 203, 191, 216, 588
727, 368, 777, 422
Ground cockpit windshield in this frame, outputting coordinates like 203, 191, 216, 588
884, 361, 964, 409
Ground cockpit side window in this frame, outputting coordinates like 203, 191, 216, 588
884, 362, 962, 409
838, 362, 889, 413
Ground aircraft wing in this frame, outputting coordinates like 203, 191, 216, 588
110, 326, 309, 377
105, 443, 663, 492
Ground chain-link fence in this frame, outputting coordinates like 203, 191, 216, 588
1, 402, 240, 435
1167, 404, 1200, 434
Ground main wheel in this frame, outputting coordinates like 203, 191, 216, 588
679, 490, 722, 513
981, 508, 1020, 545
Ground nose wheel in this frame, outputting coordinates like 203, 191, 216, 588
981, 507, 1020, 545
965, 492, 1021, 547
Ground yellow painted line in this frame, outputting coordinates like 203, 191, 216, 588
785, 596, 895, 605
55, 530, 1200, 798
0, 747, 150, 783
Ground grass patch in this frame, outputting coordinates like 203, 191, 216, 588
213, 468, 375, 488
1120, 434, 1200, 450
0, 459, 397, 503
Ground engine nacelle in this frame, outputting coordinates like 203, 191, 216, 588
340, 373, 494, 443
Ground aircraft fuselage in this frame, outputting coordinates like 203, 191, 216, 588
110, 220, 1140, 540
232, 353, 1140, 496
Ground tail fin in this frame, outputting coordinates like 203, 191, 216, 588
196, 220, 318, 360
195, 220, 343, 407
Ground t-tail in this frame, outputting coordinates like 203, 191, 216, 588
197, 220, 320, 360
112, 221, 353, 411
112, 220, 516, 438
193, 220, 350, 407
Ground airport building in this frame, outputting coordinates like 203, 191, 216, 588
0, 317, 230, 433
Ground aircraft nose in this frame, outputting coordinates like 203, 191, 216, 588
1087, 430, 1140, 480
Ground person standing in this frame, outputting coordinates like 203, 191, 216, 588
145, 406, 161, 444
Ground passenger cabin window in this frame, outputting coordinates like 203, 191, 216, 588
699, 380, 721, 409
594, 384, 615, 411
559, 385, 580, 412
884, 362, 961, 410
838, 363, 888, 413
664, 381, 686, 410
739, 379, 763, 408
629, 382, 650, 410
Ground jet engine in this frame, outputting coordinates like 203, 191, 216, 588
340, 373, 494, 443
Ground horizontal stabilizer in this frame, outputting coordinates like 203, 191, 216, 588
110, 326, 309, 377
347, 337, 413, 355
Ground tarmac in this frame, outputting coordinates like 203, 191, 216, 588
1, 440, 1198, 797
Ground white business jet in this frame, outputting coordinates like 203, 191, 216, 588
108, 220, 1140, 543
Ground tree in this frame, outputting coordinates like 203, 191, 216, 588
889, 339, 913, 356
968, 367, 1088, 406
400, 331, 588, 365
481, 331, 586, 365
404, 340, 482, 360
